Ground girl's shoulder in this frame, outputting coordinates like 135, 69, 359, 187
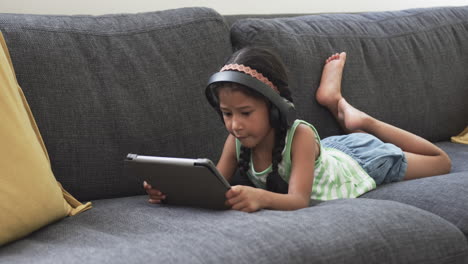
288, 120, 321, 160
291, 124, 317, 147
288, 119, 321, 144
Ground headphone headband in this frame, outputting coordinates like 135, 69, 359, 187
220, 64, 279, 92
205, 70, 296, 127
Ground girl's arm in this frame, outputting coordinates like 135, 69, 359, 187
216, 134, 238, 182
267, 124, 318, 210
226, 124, 318, 212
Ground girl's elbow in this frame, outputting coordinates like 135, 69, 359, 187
300, 199, 311, 209
292, 195, 310, 210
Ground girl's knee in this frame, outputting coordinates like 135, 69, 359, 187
439, 152, 452, 175
403, 151, 452, 180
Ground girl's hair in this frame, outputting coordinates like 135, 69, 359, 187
216, 47, 294, 194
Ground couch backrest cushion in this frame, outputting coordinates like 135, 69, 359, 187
0, 7, 232, 201
231, 6, 468, 141
0, 33, 67, 246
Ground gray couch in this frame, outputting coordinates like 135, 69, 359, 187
1, 6, 468, 264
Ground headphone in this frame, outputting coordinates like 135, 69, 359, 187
205, 70, 296, 128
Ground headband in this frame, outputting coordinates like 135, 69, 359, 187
220, 64, 279, 93
206, 69, 297, 127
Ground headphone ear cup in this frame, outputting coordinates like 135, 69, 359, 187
282, 98, 296, 127
269, 106, 281, 129
284, 98, 295, 109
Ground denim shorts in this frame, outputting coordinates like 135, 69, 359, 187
321, 133, 407, 185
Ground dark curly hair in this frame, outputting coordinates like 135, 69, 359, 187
213, 47, 294, 194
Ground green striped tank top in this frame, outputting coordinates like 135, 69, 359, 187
235, 119, 376, 201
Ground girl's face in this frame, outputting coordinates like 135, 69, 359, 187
218, 88, 274, 150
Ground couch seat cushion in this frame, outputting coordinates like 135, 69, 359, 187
436, 141, 468, 173
1, 196, 467, 263
361, 171, 468, 237
361, 141, 468, 237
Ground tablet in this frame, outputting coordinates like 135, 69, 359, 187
124, 154, 231, 210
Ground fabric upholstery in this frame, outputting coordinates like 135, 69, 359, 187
436, 142, 468, 173
0, 33, 90, 246
361, 142, 468, 238
0, 8, 232, 201
230, 6, 468, 141
361, 171, 468, 237
0, 196, 467, 264
1, 6, 468, 263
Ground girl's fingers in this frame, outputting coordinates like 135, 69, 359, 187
230, 199, 248, 211
144, 185, 163, 195
149, 194, 166, 200
144, 181, 166, 204
227, 197, 252, 212
144, 182, 165, 196
148, 199, 161, 204
143, 181, 150, 188
148, 194, 167, 203
226, 194, 244, 207
146, 188, 162, 195
143, 181, 159, 191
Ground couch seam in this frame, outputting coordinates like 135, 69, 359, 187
243, 21, 468, 41
0, 17, 227, 37
426, 250, 468, 264
234, 7, 468, 26
282, 7, 468, 23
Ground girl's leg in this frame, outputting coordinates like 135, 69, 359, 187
337, 99, 452, 179
316, 52, 451, 180
316, 52, 364, 134
316, 53, 349, 131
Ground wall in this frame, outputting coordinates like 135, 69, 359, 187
0, 0, 467, 15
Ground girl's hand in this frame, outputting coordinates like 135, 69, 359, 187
225, 186, 264, 213
143, 181, 166, 204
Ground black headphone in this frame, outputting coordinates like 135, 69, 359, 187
205, 71, 296, 128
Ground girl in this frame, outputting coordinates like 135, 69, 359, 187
144, 47, 451, 213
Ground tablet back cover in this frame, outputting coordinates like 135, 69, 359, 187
125, 156, 230, 210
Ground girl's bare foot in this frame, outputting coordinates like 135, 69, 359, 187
316, 52, 367, 133
316, 52, 347, 117
337, 98, 370, 133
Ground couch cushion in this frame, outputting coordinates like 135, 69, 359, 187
230, 6, 468, 141
361, 171, 468, 238
0, 33, 90, 246
0, 196, 467, 263
361, 141, 468, 237
436, 141, 468, 173
0, 8, 232, 201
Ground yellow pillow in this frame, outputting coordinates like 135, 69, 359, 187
451, 126, 468, 145
0, 32, 92, 246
